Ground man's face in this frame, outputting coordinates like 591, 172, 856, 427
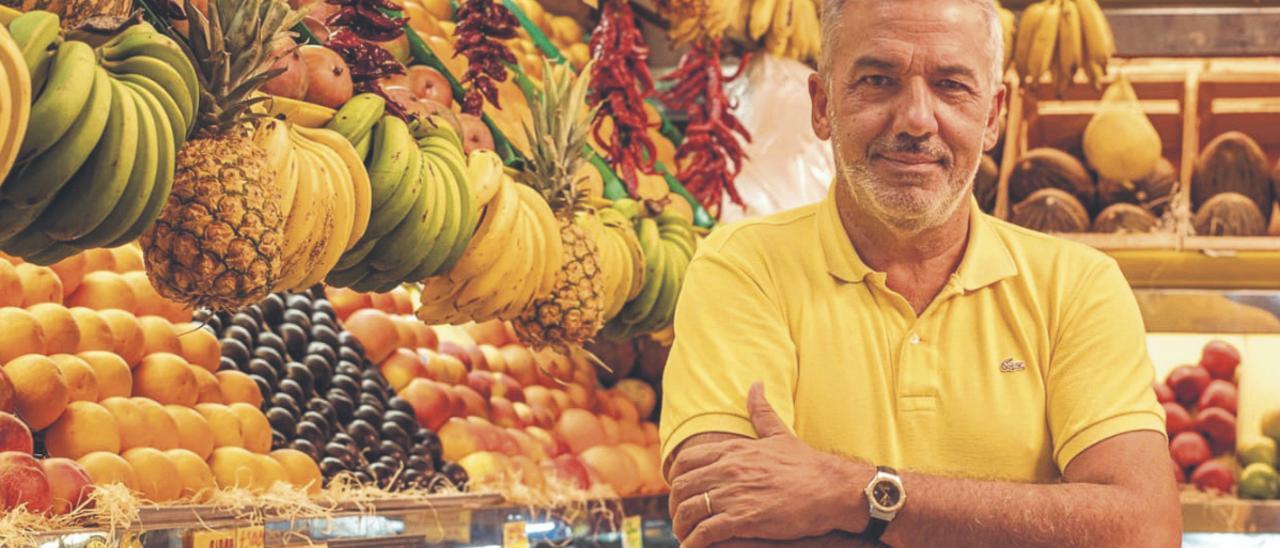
811, 0, 1005, 233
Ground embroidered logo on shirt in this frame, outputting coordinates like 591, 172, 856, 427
1000, 358, 1026, 373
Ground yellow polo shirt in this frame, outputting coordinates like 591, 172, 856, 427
659, 188, 1165, 483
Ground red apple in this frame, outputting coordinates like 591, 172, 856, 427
1200, 340, 1241, 382
1198, 380, 1238, 415
476, 345, 503, 372
524, 426, 562, 458
408, 65, 453, 107
466, 321, 510, 347
1167, 365, 1211, 406
556, 409, 606, 454
490, 396, 521, 429
1195, 407, 1237, 453
0, 452, 51, 513
299, 45, 354, 109
500, 345, 538, 387
381, 348, 429, 392
547, 453, 591, 490
399, 378, 452, 430
1191, 459, 1236, 494
0, 368, 14, 413
325, 287, 371, 320
439, 417, 480, 462
459, 114, 495, 153
467, 371, 495, 400
466, 417, 504, 452
261, 35, 309, 100
507, 428, 545, 462
438, 340, 473, 370
531, 404, 556, 430
451, 385, 489, 419
491, 372, 523, 402
1162, 402, 1192, 437
0, 411, 33, 454
432, 353, 469, 386
512, 402, 535, 428
41, 458, 94, 515
444, 386, 466, 418
1152, 382, 1174, 405
524, 385, 556, 415
1169, 431, 1211, 472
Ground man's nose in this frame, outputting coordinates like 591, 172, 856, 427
891, 78, 939, 139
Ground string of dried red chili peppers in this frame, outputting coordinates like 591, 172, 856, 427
659, 40, 751, 217
452, 0, 519, 115
589, 0, 658, 196
321, 0, 411, 119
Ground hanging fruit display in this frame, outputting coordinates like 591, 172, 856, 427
451, 0, 518, 115
588, 0, 657, 195
1013, 0, 1116, 89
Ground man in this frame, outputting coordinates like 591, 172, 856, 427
658, 1, 1182, 547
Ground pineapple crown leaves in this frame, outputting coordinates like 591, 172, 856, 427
184, 0, 304, 134
518, 57, 599, 217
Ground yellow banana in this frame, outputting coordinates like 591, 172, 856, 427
1056, 0, 1082, 88
467, 149, 504, 208
1074, 0, 1114, 88
1026, 0, 1061, 87
1013, 1, 1047, 83
0, 24, 31, 185
295, 124, 371, 247
442, 174, 521, 286
498, 188, 547, 319
748, 0, 777, 41
999, 7, 1016, 71
253, 118, 296, 215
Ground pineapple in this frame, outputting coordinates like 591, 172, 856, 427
140, 0, 302, 310
511, 59, 606, 350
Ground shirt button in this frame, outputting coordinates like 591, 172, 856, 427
909, 333, 921, 345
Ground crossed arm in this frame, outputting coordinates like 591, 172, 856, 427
664, 384, 1182, 548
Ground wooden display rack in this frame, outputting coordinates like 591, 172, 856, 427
998, 57, 1280, 288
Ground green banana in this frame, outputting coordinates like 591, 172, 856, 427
113, 72, 187, 149
0, 226, 58, 258
361, 146, 422, 241
353, 131, 372, 161
326, 259, 372, 288
612, 198, 643, 221
37, 77, 138, 242
636, 243, 685, 334
659, 226, 695, 260
364, 153, 436, 278
332, 235, 379, 273
367, 116, 415, 211
100, 55, 193, 137
73, 81, 160, 248
24, 241, 79, 266
4, 66, 112, 209
406, 154, 460, 280
6, 10, 61, 98
325, 93, 386, 144
618, 218, 666, 326
437, 146, 479, 273
11, 40, 96, 180
106, 78, 177, 248
98, 25, 199, 134
0, 199, 48, 242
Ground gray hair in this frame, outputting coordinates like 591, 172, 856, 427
819, 0, 1005, 87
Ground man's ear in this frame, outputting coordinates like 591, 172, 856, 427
983, 83, 1007, 152
810, 72, 831, 140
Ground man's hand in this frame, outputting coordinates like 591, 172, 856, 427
668, 383, 872, 547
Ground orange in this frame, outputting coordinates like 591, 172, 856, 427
77, 451, 137, 490
122, 448, 181, 502
66, 271, 137, 312
165, 405, 215, 459
98, 309, 146, 367
3, 354, 69, 430
131, 397, 180, 450
121, 271, 166, 317
16, 263, 63, 306
216, 370, 263, 408
195, 403, 245, 448
49, 354, 99, 402
109, 245, 144, 273
0, 261, 22, 307
48, 253, 86, 299
229, 403, 271, 454
0, 307, 47, 364
207, 446, 262, 491
27, 303, 80, 355
137, 315, 182, 357
45, 401, 121, 459
76, 351, 131, 400
132, 353, 198, 406
160, 299, 194, 324
270, 449, 322, 494
177, 324, 220, 373
69, 307, 114, 353
100, 396, 150, 450
191, 365, 224, 404
164, 448, 216, 501
80, 248, 117, 276
256, 454, 289, 491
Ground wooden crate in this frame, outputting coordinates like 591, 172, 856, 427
999, 57, 1280, 252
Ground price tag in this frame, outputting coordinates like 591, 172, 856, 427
622, 515, 643, 548
235, 525, 265, 548
189, 529, 236, 548
502, 521, 529, 548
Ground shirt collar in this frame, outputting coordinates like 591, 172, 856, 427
817, 183, 1018, 291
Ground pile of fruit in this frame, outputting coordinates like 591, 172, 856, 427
1012, 0, 1116, 91
1190, 131, 1280, 237
1157, 340, 1239, 495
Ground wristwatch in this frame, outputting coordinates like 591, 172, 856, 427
861, 465, 905, 541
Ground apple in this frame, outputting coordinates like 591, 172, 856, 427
1152, 382, 1174, 405
512, 402, 535, 428
556, 409, 606, 454
458, 114, 495, 153
0, 411, 33, 454
1166, 365, 1211, 406
1162, 402, 1192, 437
437, 340, 473, 369
524, 426, 562, 458
326, 287, 371, 320
467, 321, 510, 347
368, 292, 397, 313
548, 389, 571, 414
523, 385, 557, 415
399, 378, 451, 430
1198, 379, 1238, 415
467, 371, 495, 400
0, 452, 51, 513
507, 428, 545, 462
490, 396, 521, 429
1200, 340, 1241, 382
261, 35, 309, 100
299, 45, 354, 109
477, 345, 505, 372
546, 453, 591, 490
531, 405, 556, 430
615, 379, 657, 419
456, 451, 511, 489
41, 458, 94, 515
1196, 407, 1236, 453
444, 386, 466, 418
617, 418, 646, 445
466, 417, 504, 453
1191, 459, 1236, 494
565, 383, 594, 410
0, 368, 14, 413
451, 385, 489, 418
642, 422, 659, 447
408, 65, 453, 107
380, 349, 428, 392
438, 417, 480, 462
500, 345, 538, 387
491, 372, 522, 402
580, 445, 641, 496
599, 415, 621, 445
1169, 431, 1211, 471
433, 353, 469, 386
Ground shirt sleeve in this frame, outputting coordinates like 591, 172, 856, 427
1047, 256, 1166, 472
658, 244, 798, 468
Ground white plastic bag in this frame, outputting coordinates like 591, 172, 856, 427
718, 54, 835, 222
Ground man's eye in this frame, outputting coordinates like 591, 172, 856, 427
860, 75, 894, 87
938, 79, 969, 91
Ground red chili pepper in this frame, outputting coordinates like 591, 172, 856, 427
659, 40, 751, 217
453, 0, 519, 115
327, 28, 406, 84
588, 0, 659, 196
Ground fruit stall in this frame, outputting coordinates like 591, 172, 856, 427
0, 0, 1278, 544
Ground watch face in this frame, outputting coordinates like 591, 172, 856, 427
873, 480, 901, 507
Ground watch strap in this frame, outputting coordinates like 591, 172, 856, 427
862, 466, 899, 541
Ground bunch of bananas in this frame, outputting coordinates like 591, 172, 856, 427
250, 114, 372, 292
324, 94, 482, 294
589, 203, 645, 322
0, 23, 30, 186
667, 0, 819, 62
600, 200, 697, 341
1013, 0, 1115, 91
416, 171, 563, 325
0, 16, 195, 264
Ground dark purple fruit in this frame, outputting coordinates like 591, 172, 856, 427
303, 355, 332, 390
331, 375, 359, 399
271, 430, 287, 450
285, 362, 315, 397
378, 440, 405, 462
252, 346, 284, 370
339, 331, 365, 353
282, 309, 311, 332
220, 338, 250, 366
247, 359, 278, 385
442, 463, 468, 490
230, 313, 260, 333
291, 438, 319, 461
311, 314, 337, 334
307, 398, 337, 426
417, 430, 442, 463
352, 470, 373, 485
367, 462, 393, 486
302, 410, 329, 434
327, 390, 355, 422
250, 375, 271, 402
267, 407, 296, 434
271, 392, 301, 417
335, 361, 361, 378
347, 419, 379, 448
387, 397, 414, 417
286, 294, 313, 315
202, 312, 224, 333
257, 331, 287, 357
313, 299, 336, 319
337, 348, 362, 368
307, 341, 337, 364
331, 432, 356, 450
380, 422, 410, 449
218, 356, 237, 372
403, 469, 422, 488
295, 420, 325, 446
325, 443, 357, 468
260, 293, 286, 327
407, 455, 431, 472
383, 410, 416, 433
359, 393, 385, 413
306, 286, 326, 301
360, 379, 387, 401
354, 405, 380, 425
319, 457, 347, 477
279, 323, 308, 361
243, 305, 265, 328
279, 378, 306, 403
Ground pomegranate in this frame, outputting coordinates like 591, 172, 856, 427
1166, 365, 1211, 406
260, 36, 309, 100
299, 45, 354, 109
1169, 431, 1211, 472
1162, 402, 1192, 437
459, 113, 494, 153
1191, 460, 1235, 494
409, 65, 453, 107
1195, 407, 1236, 453
1198, 379, 1238, 415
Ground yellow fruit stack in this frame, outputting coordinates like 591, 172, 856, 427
0, 247, 323, 503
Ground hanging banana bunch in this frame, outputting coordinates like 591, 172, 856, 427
1013, 0, 1116, 91
660, 0, 820, 64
